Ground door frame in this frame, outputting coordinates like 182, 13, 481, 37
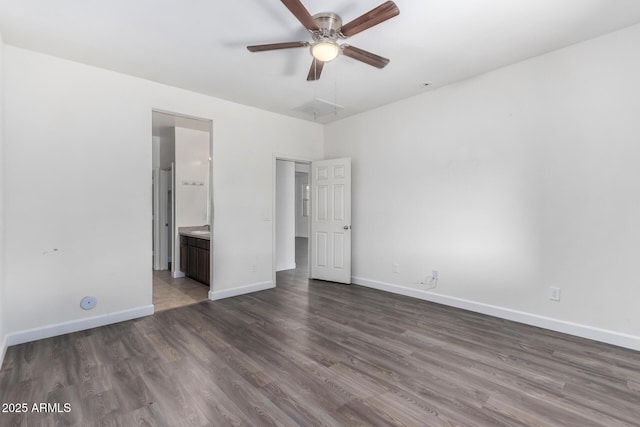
152, 168, 170, 271
153, 167, 161, 270
272, 154, 312, 286
151, 108, 214, 293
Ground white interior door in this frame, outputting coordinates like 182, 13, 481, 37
152, 168, 161, 270
310, 158, 351, 284
158, 169, 170, 270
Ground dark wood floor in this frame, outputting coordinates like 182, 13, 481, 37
1, 240, 639, 425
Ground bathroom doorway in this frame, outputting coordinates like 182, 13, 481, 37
152, 110, 213, 312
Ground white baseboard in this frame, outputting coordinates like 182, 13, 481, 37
6, 305, 155, 347
0, 334, 8, 369
276, 262, 296, 272
209, 281, 274, 301
352, 277, 640, 352
172, 271, 186, 279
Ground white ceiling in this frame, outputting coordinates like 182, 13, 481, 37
2, 0, 640, 123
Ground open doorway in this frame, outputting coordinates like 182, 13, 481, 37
275, 159, 310, 282
152, 110, 213, 312
294, 163, 310, 274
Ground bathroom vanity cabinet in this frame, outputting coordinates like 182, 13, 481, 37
180, 235, 210, 285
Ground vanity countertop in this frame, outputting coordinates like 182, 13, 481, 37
178, 226, 210, 240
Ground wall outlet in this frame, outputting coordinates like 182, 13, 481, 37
432, 270, 439, 280
549, 287, 561, 301
393, 263, 399, 273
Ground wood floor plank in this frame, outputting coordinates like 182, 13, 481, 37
81, 389, 121, 425
140, 363, 209, 426
167, 357, 254, 427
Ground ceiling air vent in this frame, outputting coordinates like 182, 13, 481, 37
293, 98, 344, 119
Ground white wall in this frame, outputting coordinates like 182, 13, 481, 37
0, 32, 7, 362
152, 136, 159, 169
158, 127, 175, 170
276, 160, 296, 271
295, 172, 309, 238
325, 23, 640, 345
3, 46, 323, 339
175, 126, 209, 228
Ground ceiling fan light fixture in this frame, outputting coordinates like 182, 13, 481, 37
247, 1, 400, 80
311, 42, 339, 62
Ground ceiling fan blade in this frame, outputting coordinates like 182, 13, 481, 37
307, 58, 324, 81
340, 1, 400, 38
281, 0, 319, 31
342, 45, 390, 69
247, 41, 310, 52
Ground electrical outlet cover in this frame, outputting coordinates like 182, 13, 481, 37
549, 287, 561, 301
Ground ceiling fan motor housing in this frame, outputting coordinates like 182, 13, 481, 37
311, 13, 343, 42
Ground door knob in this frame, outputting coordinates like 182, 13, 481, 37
343, 225, 351, 230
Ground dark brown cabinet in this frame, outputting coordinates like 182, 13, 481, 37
180, 235, 210, 285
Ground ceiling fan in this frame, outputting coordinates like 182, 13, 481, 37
247, 0, 400, 81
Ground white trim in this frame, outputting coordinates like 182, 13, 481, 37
172, 271, 185, 279
0, 334, 8, 368
209, 281, 274, 301
352, 277, 640, 352
276, 262, 296, 272
6, 305, 155, 346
